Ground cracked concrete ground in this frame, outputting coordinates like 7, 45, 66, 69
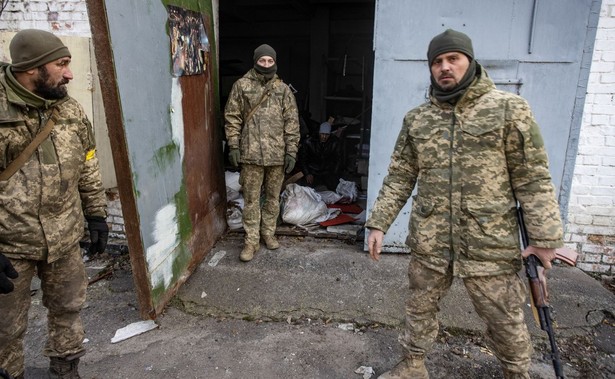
21, 234, 615, 378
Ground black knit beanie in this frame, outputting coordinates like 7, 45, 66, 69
253, 44, 276, 63
10, 29, 71, 72
427, 29, 474, 66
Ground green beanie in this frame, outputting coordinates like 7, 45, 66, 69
9, 29, 71, 72
427, 29, 474, 66
253, 44, 276, 64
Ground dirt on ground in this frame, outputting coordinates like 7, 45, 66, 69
21, 252, 615, 379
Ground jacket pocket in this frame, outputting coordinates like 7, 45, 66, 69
408, 196, 446, 256
462, 202, 518, 260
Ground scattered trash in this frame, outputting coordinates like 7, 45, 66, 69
208, 250, 227, 267
111, 320, 158, 343
287, 316, 292, 324
336, 178, 358, 204
201, 291, 207, 298
337, 323, 355, 331
83, 338, 89, 344
355, 365, 375, 378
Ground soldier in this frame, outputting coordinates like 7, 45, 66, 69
0, 29, 109, 379
366, 29, 563, 379
224, 44, 300, 262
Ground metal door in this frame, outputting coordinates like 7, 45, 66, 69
367, 0, 601, 251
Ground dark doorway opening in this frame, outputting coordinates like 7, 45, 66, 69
218, 0, 375, 187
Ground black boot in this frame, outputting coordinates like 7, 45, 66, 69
48, 357, 81, 379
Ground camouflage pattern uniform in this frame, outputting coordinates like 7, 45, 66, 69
366, 65, 563, 377
0, 65, 107, 378
225, 68, 299, 245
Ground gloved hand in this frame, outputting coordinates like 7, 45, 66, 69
228, 148, 240, 167
0, 252, 18, 294
86, 216, 109, 254
284, 154, 296, 174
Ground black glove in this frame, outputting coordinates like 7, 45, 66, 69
0, 253, 18, 294
86, 216, 109, 254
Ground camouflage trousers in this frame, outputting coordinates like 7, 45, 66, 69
0, 243, 87, 378
401, 258, 531, 378
240, 164, 285, 246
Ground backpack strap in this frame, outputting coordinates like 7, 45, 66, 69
0, 108, 59, 181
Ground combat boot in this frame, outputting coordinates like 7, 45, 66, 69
378, 356, 428, 379
48, 357, 81, 379
239, 244, 258, 262
261, 235, 280, 250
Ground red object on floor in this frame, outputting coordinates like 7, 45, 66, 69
319, 214, 356, 227
326, 203, 363, 214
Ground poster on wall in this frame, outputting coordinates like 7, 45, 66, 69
167, 5, 210, 76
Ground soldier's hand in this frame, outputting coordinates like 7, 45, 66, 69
0, 253, 18, 294
284, 154, 296, 174
86, 216, 109, 255
229, 148, 240, 167
367, 229, 384, 262
522, 245, 556, 269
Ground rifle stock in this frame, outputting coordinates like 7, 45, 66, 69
517, 206, 565, 379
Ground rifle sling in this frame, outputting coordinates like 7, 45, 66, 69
244, 80, 276, 125
0, 108, 59, 181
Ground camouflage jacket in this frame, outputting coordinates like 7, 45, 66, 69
0, 66, 107, 263
224, 69, 300, 166
366, 65, 564, 277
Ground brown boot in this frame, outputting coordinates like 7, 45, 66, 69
239, 244, 258, 262
261, 235, 280, 250
49, 357, 81, 379
378, 356, 428, 379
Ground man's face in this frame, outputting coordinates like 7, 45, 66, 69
319, 133, 330, 143
430, 52, 470, 91
256, 55, 275, 68
32, 57, 73, 100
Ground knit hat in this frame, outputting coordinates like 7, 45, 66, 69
253, 44, 276, 63
319, 122, 331, 134
427, 29, 474, 66
10, 29, 71, 72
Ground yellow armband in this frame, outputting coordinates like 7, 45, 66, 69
85, 149, 96, 161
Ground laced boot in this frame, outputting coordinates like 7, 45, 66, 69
378, 356, 428, 379
261, 235, 280, 250
239, 244, 258, 262
48, 357, 81, 379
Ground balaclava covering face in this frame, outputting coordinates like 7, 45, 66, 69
427, 29, 477, 103
253, 44, 277, 80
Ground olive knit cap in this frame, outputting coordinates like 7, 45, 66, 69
427, 29, 474, 66
253, 44, 276, 64
9, 29, 71, 72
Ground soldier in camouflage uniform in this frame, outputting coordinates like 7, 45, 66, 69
224, 44, 300, 262
366, 29, 564, 379
0, 29, 109, 379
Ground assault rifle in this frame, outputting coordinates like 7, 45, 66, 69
517, 206, 577, 379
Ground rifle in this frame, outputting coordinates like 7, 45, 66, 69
517, 206, 576, 379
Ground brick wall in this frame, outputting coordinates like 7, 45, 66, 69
565, 0, 615, 274
0, 0, 90, 36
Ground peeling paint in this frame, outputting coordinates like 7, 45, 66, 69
146, 202, 180, 291
170, 77, 185, 162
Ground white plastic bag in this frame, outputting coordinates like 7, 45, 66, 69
336, 178, 358, 204
281, 184, 330, 226
225, 171, 242, 201
226, 202, 243, 230
317, 190, 343, 205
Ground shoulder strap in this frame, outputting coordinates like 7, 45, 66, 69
244, 80, 277, 124
0, 108, 59, 181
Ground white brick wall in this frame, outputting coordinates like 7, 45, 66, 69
0, 0, 91, 36
566, 0, 615, 274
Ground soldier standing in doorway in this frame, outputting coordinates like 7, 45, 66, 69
224, 44, 300, 262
